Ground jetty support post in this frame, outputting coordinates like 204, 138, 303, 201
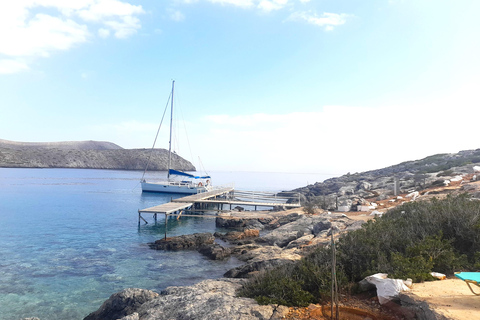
138, 210, 148, 225
177, 209, 184, 220
164, 213, 168, 240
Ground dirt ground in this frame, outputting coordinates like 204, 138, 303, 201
283, 278, 480, 319
406, 277, 480, 319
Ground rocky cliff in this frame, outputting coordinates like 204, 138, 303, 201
286, 148, 480, 211
0, 139, 195, 171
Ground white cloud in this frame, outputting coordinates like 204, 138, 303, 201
169, 10, 186, 22
0, 59, 29, 74
180, 86, 480, 173
0, 1, 144, 73
207, 0, 255, 8
205, 0, 291, 11
98, 28, 111, 38
258, 0, 288, 12
288, 11, 349, 30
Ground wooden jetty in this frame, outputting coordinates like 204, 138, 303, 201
138, 187, 301, 225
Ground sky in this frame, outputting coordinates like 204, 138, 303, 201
1, 0, 480, 176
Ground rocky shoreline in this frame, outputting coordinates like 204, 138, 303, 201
22, 190, 470, 320
81, 209, 365, 320
79, 205, 453, 320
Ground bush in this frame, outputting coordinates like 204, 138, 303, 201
239, 247, 348, 306
240, 194, 480, 307
238, 264, 314, 307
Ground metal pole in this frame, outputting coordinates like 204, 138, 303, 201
167, 80, 175, 180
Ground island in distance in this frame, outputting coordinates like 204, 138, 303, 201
0, 139, 195, 171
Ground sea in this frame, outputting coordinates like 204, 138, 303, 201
0, 168, 331, 320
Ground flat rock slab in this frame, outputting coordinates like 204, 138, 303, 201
115, 279, 289, 320
149, 232, 215, 250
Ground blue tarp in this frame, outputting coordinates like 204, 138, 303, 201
169, 169, 211, 179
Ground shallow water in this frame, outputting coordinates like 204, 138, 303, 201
0, 168, 329, 320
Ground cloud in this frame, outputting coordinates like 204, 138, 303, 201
205, 0, 288, 11
257, 0, 289, 12
182, 86, 480, 173
0, 59, 29, 74
169, 10, 186, 22
287, 11, 350, 30
207, 0, 255, 8
98, 28, 111, 38
0, 1, 144, 73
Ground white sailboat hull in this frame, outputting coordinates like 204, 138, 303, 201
141, 181, 209, 194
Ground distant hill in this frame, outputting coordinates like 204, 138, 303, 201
0, 139, 122, 150
0, 139, 195, 171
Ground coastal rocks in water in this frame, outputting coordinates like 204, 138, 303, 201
149, 232, 214, 250
84, 288, 159, 320
198, 243, 231, 260
214, 229, 260, 242
119, 279, 289, 320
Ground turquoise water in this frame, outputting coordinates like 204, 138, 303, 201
0, 168, 329, 320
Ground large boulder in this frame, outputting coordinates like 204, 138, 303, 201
84, 288, 159, 320
198, 244, 231, 260
149, 233, 215, 250
258, 215, 331, 247
123, 279, 289, 320
225, 246, 302, 278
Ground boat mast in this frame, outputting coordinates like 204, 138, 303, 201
167, 80, 175, 180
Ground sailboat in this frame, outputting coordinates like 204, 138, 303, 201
141, 81, 213, 194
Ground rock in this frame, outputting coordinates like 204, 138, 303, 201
198, 244, 231, 260
131, 279, 289, 320
215, 229, 260, 242
84, 288, 159, 320
225, 246, 302, 278
312, 219, 332, 235
149, 233, 215, 250
224, 258, 296, 278
119, 314, 139, 320
260, 215, 329, 247
285, 234, 315, 249
345, 220, 365, 232
215, 216, 248, 229
265, 212, 301, 229
246, 219, 265, 230
396, 293, 449, 320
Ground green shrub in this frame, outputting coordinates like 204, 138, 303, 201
238, 264, 314, 307
240, 194, 480, 307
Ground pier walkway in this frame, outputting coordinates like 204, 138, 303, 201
138, 187, 301, 224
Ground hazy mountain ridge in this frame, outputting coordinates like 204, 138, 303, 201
0, 139, 122, 150
0, 139, 195, 171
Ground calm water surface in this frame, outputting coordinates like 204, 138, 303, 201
0, 169, 330, 320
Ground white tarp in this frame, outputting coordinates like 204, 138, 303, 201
364, 273, 411, 304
